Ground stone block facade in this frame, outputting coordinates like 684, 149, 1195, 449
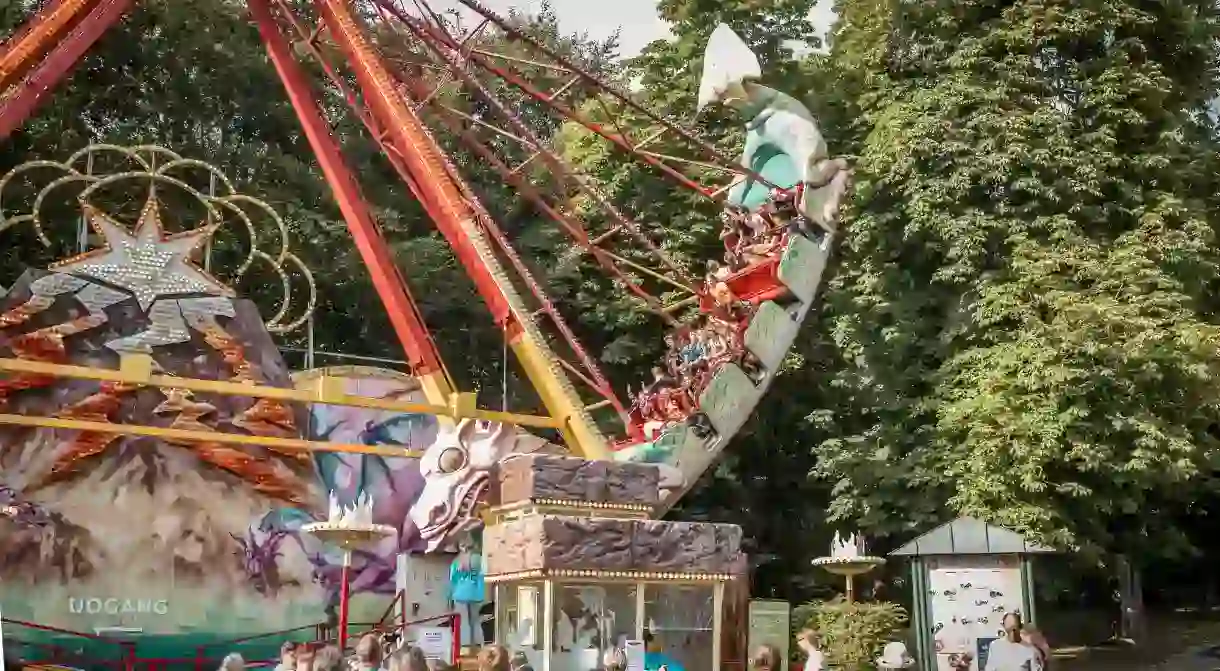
484, 513, 742, 576
496, 453, 660, 507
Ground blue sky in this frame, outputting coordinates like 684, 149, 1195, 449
429, 0, 838, 57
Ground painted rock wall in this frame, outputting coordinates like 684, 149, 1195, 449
0, 270, 327, 638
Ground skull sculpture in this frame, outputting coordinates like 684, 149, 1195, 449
409, 419, 519, 552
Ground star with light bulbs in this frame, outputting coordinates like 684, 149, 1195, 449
52, 195, 233, 312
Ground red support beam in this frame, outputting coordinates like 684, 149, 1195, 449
0, 0, 93, 89
246, 0, 450, 382
399, 17, 697, 290
269, 1, 633, 431
311, 0, 514, 329
0, 0, 133, 141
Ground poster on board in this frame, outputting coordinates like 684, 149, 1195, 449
928, 556, 1024, 671
748, 600, 791, 671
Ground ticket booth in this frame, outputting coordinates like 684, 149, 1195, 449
484, 454, 743, 671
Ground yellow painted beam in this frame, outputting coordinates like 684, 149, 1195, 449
0, 412, 424, 458
0, 356, 561, 429
508, 337, 611, 460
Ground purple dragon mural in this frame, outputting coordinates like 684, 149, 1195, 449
230, 374, 437, 614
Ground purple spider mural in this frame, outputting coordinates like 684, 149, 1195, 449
0, 484, 50, 529
231, 529, 298, 595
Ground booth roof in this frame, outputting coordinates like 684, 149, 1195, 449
889, 517, 1056, 557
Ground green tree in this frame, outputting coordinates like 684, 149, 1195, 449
817, 0, 1220, 562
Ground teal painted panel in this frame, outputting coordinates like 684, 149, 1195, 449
5, 630, 318, 671
728, 145, 799, 211
890, 517, 1057, 556
698, 364, 759, 437
743, 301, 799, 371
776, 234, 830, 304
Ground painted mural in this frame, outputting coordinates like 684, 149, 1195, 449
0, 271, 328, 637
285, 367, 440, 617
0, 146, 384, 649
0, 355, 439, 637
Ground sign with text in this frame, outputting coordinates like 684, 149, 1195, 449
68, 598, 168, 615
396, 553, 451, 619
748, 599, 791, 671
624, 639, 645, 671
404, 625, 453, 664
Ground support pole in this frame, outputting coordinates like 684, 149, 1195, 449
312, 0, 610, 459
339, 549, 353, 652
244, 0, 454, 404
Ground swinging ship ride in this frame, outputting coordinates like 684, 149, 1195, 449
0, 2, 851, 669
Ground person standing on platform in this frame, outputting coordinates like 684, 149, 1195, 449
450, 534, 486, 648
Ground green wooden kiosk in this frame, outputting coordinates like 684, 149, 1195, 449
890, 518, 1056, 671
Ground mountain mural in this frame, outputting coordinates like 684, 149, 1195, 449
0, 269, 336, 635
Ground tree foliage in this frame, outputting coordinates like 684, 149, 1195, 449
555, 0, 852, 599
793, 598, 908, 668
818, 0, 1220, 562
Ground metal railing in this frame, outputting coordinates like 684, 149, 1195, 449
3, 594, 461, 671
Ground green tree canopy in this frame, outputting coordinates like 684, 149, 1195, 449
818, 0, 1220, 562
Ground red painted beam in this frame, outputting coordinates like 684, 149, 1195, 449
310, 0, 515, 330
0, 0, 93, 90
0, 0, 132, 141
246, 0, 449, 381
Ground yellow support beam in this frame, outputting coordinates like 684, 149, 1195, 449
0, 412, 423, 458
0, 356, 561, 429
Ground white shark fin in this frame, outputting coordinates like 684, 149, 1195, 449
696, 24, 762, 112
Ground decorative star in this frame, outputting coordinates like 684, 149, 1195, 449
52, 195, 233, 311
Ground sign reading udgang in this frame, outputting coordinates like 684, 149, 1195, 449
68, 598, 170, 616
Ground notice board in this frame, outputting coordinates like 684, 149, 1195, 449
748, 599, 791, 671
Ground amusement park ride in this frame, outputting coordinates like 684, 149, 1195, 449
0, 0, 852, 668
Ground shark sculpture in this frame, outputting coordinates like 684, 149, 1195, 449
697, 24, 852, 233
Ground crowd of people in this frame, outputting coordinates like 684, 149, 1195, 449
715, 188, 809, 274
210, 603, 1050, 671
207, 616, 1050, 671
216, 634, 456, 671
629, 309, 758, 434
228, 638, 771, 671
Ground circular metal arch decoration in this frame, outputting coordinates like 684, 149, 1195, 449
0, 144, 317, 333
